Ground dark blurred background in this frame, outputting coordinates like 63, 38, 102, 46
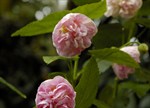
0, 0, 70, 108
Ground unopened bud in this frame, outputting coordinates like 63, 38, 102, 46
138, 43, 149, 54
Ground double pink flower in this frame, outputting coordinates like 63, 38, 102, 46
105, 0, 143, 19
35, 76, 76, 108
52, 13, 97, 57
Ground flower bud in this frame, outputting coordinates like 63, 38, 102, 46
138, 43, 149, 54
35, 76, 76, 108
52, 13, 97, 57
112, 46, 140, 80
105, 0, 143, 19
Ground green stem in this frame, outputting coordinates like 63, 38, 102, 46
66, 59, 74, 86
73, 57, 79, 80
113, 77, 119, 99
127, 19, 136, 42
0, 77, 27, 99
73, 56, 79, 81
66, 56, 79, 87
120, 41, 141, 48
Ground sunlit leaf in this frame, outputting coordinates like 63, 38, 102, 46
90, 48, 140, 68
75, 58, 99, 108
72, 0, 106, 19
43, 56, 66, 64
11, 10, 69, 36
11, 1, 105, 37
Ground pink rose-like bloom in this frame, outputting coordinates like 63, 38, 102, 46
119, 0, 143, 19
52, 13, 98, 57
105, 0, 142, 19
104, 0, 120, 17
35, 76, 76, 108
112, 46, 140, 80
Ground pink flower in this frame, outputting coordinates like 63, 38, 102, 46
112, 46, 140, 80
119, 0, 143, 19
104, 0, 120, 17
52, 13, 97, 57
35, 76, 76, 108
105, 0, 142, 19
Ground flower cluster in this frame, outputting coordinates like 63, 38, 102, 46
35, 13, 98, 108
105, 0, 143, 19
35, 76, 76, 108
112, 46, 140, 80
52, 13, 97, 57
35, 8, 145, 107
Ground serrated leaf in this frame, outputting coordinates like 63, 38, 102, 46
43, 56, 66, 64
12, 10, 69, 36
12, 1, 105, 37
119, 81, 150, 97
90, 48, 140, 68
72, 0, 106, 19
0, 77, 27, 99
75, 58, 99, 108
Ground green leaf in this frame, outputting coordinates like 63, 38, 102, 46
75, 58, 99, 108
135, 18, 150, 28
72, 0, 99, 6
0, 77, 27, 99
138, 0, 150, 16
96, 60, 112, 73
43, 56, 66, 64
90, 48, 140, 68
11, 10, 69, 36
119, 81, 150, 97
12, 1, 105, 37
93, 24, 126, 49
133, 68, 150, 82
97, 83, 114, 106
72, 0, 106, 19
93, 99, 111, 108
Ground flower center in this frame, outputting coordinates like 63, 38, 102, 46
61, 26, 69, 33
